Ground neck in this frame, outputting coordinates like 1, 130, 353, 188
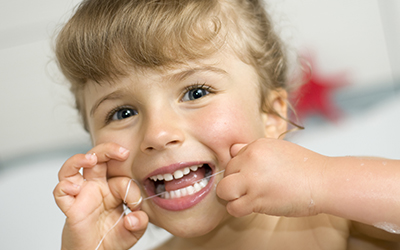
172, 214, 279, 250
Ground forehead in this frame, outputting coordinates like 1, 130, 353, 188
85, 48, 255, 91
83, 49, 260, 116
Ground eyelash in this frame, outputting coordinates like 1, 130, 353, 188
105, 105, 136, 124
182, 83, 212, 101
103, 83, 213, 124
184, 82, 210, 92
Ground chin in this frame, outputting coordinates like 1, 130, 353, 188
159, 212, 224, 238
146, 187, 228, 239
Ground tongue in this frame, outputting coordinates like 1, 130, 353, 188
164, 167, 206, 192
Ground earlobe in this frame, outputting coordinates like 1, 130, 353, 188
263, 89, 288, 139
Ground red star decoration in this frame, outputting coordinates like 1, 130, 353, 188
291, 56, 348, 122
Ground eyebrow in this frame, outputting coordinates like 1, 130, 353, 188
90, 66, 227, 116
90, 90, 126, 117
167, 66, 228, 82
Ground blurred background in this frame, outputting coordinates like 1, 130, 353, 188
1, 0, 399, 249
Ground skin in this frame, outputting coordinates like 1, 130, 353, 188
84, 50, 281, 238
54, 49, 400, 250
53, 143, 148, 250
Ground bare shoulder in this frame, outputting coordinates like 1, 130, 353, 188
278, 214, 350, 235
151, 215, 400, 250
154, 215, 351, 250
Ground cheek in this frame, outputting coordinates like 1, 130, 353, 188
192, 101, 265, 160
91, 130, 139, 177
92, 129, 136, 150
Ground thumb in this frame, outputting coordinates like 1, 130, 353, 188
230, 143, 247, 158
124, 210, 149, 239
108, 177, 142, 211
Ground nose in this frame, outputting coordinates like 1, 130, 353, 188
139, 109, 185, 153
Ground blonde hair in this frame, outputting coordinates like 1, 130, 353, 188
55, 0, 289, 129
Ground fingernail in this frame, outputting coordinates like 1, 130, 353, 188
85, 153, 95, 161
128, 215, 138, 228
119, 147, 129, 155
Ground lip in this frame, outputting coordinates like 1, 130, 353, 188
143, 161, 215, 211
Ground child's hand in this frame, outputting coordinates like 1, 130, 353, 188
216, 138, 325, 218
53, 143, 148, 250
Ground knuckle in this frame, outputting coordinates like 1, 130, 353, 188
216, 180, 231, 199
215, 186, 226, 199
226, 203, 240, 217
53, 180, 67, 196
52, 184, 59, 196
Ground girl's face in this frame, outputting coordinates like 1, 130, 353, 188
83, 50, 286, 237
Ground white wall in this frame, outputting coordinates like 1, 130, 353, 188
268, 0, 399, 85
0, 0, 90, 163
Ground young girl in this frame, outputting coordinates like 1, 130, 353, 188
53, 0, 400, 249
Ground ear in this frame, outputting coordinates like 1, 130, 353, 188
261, 89, 288, 139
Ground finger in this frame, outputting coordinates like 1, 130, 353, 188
108, 177, 142, 211
83, 143, 129, 181
58, 153, 97, 182
224, 144, 247, 177
87, 143, 129, 163
124, 211, 149, 235
216, 173, 247, 201
226, 195, 253, 217
82, 154, 107, 182
230, 143, 247, 158
53, 180, 81, 213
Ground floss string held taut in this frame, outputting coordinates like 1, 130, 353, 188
128, 169, 226, 206
94, 169, 225, 250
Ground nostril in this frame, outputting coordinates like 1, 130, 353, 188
145, 146, 155, 151
166, 140, 180, 146
140, 128, 184, 152
144, 140, 178, 152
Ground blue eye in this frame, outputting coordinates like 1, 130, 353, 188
111, 107, 138, 121
182, 85, 211, 101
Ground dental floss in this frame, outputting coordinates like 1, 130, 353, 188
95, 180, 141, 250
124, 179, 133, 202
94, 211, 125, 250
129, 169, 226, 206
94, 169, 225, 249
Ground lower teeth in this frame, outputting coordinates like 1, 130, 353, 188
161, 178, 209, 199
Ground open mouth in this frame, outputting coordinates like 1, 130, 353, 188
148, 164, 213, 199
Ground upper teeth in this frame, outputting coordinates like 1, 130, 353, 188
149, 164, 202, 182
